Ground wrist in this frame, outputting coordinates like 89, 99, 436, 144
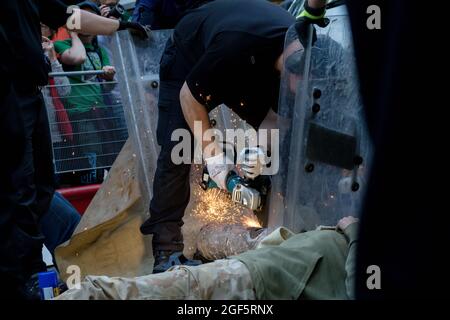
118, 20, 129, 31
203, 140, 224, 160
342, 222, 359, 244
205, 151, 225, 163
49, 55, 58, 63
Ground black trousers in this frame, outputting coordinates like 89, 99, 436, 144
140, 37, 193, 252
0, 84, 55, 298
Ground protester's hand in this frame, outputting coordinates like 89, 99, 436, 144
118, 21, 152, 39
238, 147, 268, 180
205, 152, 234, 190
337, 216, 359, 231
42, 36, 57, 62
294, 2, 329, 48
100, 66, 116, 81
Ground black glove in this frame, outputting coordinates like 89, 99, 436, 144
118, 21, 152, 39
294, 1, 329, 48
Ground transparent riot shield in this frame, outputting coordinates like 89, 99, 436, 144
55, 32, 172, 279
110, 30, 172, 202
109, 31, 261, 259
268, 12, 373, 232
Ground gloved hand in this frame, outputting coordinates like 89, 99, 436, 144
205, 152, 234, 190
238, 147, 268, 180
118, 21, 152, 39
295, 1, 329, 48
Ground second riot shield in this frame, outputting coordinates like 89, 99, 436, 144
268, 11, 373, 232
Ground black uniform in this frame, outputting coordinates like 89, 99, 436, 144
140, 0, 294, 253
1, 0, 70, 299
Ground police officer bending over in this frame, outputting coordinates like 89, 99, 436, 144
140, 0, 328, 272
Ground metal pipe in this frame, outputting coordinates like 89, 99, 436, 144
49, 70, 106, 77
46, 81, 118, 88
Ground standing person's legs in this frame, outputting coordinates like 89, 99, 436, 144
0, 85, 29, 299
1, 85, 55, 299
140, 37, 194, 265
140, 90, 192, 254
10, 87, 56, 279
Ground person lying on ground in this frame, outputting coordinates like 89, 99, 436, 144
56, 216, 358, 300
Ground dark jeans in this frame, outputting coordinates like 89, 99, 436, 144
140, 38, 193, 252
39, 192, 81, 257
11, 88, 55, 219
0, 84, 55, 298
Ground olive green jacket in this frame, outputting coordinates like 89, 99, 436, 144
234, 223, 358, 300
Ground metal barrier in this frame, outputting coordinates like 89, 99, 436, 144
43, 69, 128, 177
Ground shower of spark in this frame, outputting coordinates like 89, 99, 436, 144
242, 215, 262, 228
191, 184, 261, 228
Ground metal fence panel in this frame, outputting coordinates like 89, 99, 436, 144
43, 58, 128, 177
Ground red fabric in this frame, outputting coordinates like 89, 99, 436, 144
58, 184, 101, 214
53, 27, 70, 42
48, 77, 74, 141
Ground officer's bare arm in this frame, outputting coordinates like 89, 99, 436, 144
180, 82, 219, 159
66, 8, 120, 35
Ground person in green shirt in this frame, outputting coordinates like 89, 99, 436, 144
54, 2, 116, 115
54, 1, 118, 171
54, 35, 115, 114
55, 216, 359, 300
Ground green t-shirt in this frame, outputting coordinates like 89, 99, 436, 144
54, 40, 111, 114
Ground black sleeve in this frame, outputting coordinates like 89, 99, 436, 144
39, 0, 71, 30
133, 0, 161, 26
185, 33, 247, 112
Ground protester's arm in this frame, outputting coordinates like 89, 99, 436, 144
57, 33, 87, 66
337, 216, 359, 300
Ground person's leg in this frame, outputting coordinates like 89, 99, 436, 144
3, 87, 51, 298
39, 192, 81, 256
55, 259, 255, 300
32, 93, 56, 218
140, 38, 193, 258
12, 87, 53, 274
140, 105, 192, 252
0, 85, 29, 299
